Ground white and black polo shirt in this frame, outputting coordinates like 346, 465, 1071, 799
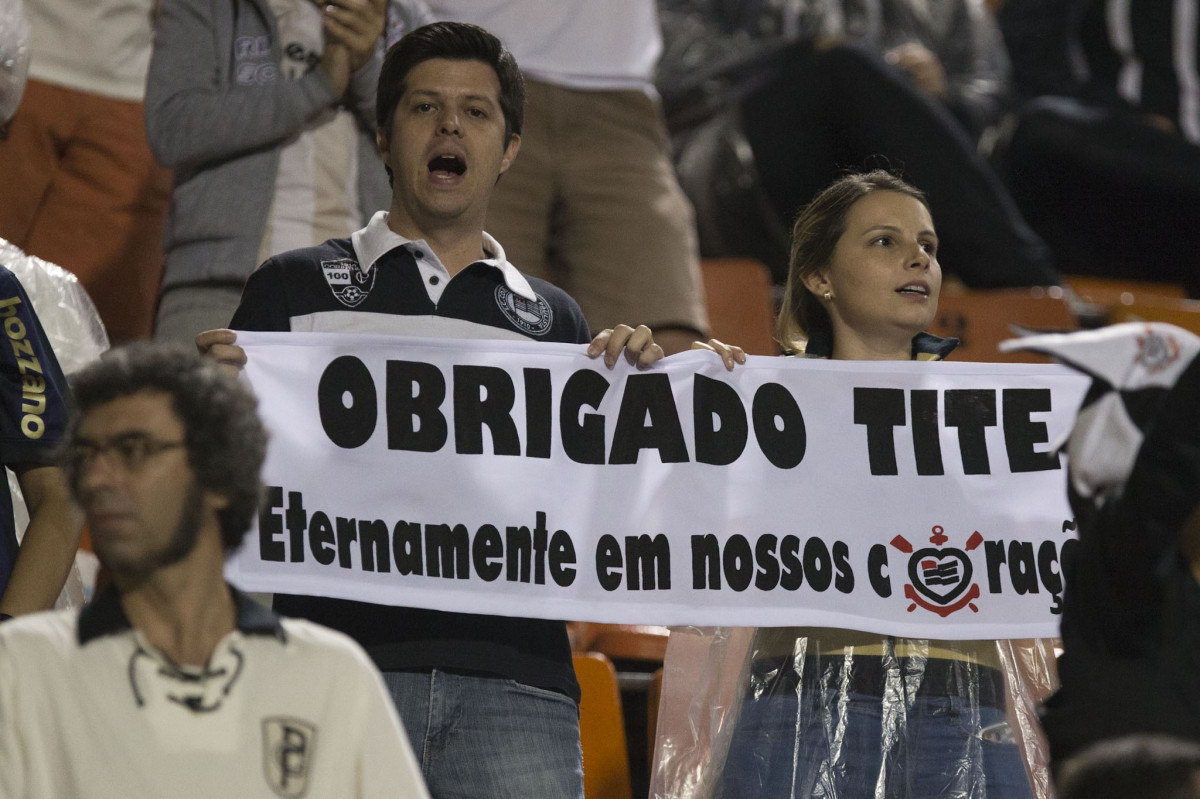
230, 212, 587, 703
232, 211, 591, 345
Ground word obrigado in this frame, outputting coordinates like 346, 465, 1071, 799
316, 355, 1065, 475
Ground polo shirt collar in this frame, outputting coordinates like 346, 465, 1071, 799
78, 584, 286, 646
352, 211, 538, 301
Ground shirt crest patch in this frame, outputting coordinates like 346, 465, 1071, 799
321, 259, 375, 308
262, 717, 317, 798
495, 285, 553, 336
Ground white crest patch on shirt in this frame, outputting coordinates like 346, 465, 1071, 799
322, 258, 376, 308
262, 716, 317, 798
495, 284, 553, 336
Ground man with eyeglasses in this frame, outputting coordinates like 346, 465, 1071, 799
0, 344, 430, 799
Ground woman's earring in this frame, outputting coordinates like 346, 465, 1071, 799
823, 290, 833, 302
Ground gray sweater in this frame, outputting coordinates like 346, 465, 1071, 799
145, 0, 382, 290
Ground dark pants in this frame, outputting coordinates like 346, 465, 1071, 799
1004, 96, 1200, 296
740, 42, 1058, 289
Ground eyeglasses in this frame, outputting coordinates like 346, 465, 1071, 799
67, 433, 187, 474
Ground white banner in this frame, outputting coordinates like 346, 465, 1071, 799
225, 332, 1090, 639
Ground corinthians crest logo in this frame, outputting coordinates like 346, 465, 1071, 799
322, 258, 376, 308
1135, 325, 1181, 374
891, 525, 983, 617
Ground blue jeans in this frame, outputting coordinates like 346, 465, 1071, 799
720, 688, 1034, 799
382, 669, 583, 799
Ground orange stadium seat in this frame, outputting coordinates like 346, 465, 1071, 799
647, 667, 664, 770
928, 287, 1079, 363
1111, 296, 1200, 335
700, 258, 780, 356
574, 652, 633, 799
1065, 275, 1187, 324
1065, 274, 1186, 305
588, 625, 670, 664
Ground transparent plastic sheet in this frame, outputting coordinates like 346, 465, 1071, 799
0, 238, 110, 608
651, 628, 1058, 799
0, 0, 29, 124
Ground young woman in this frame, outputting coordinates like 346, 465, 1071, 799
657, 171, 1050, 799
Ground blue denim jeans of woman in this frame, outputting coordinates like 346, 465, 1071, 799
719, 673, 1034, 798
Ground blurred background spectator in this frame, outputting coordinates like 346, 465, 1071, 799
992, 0, 1076, 102
0, 0, 171, 343
998, 0, 1200, 297
147, 0, 386, 346
658, 0, 1059, 290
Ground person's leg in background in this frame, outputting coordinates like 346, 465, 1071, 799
486, 80, 708, 354
482, 79, 556, 294
1004, 96, 1200, 297
741, 43, 1058, 289
0, 79, 170, 342
152, 284, 246, 347
556, 85, 708, 354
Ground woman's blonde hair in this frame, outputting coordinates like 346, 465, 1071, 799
776, 170, 930, 352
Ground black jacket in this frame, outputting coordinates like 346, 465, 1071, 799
1041, 350, 1200, 765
